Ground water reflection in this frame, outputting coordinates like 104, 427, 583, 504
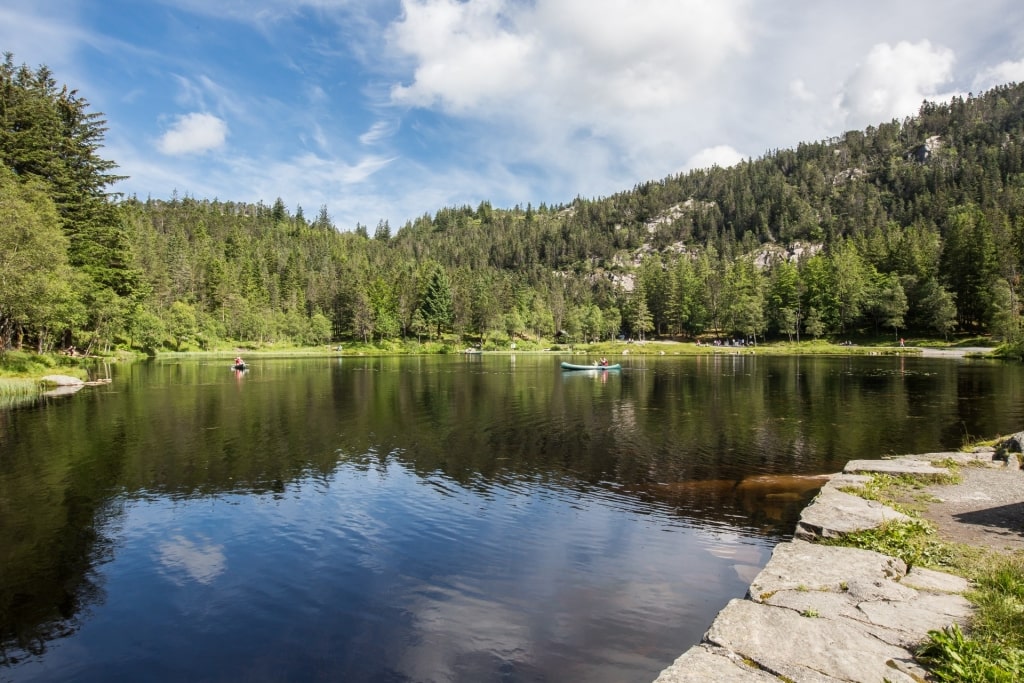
1, 354, 1022, 680
157, 534, 227, 585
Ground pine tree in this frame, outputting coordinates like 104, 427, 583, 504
420, 266, 453, 339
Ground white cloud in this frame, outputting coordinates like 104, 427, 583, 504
170, 74, 246, 119
389, 0, 536, 112
307, 84, 328, 103
685, 145, 746, 172
973, 58, 1024, 92
837, 40, 956, 128
789, 79, 815, 103
389, 0, 750, 120
157, 112, 229, 155
383, 0, 755, 211
359, 120, 395, 145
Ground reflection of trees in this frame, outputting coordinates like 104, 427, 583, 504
1, 396, 126, 665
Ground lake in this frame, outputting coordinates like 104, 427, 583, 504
2, 353, 1022, 682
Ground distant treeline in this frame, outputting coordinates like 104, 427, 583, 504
3, 49, 1024, 353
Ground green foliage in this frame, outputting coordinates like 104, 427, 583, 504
167, 301, 198, 351
0, 167, 81, 351
918, 623, 1024, 682
0, 349, 61, 375
822, 519, 955, 569
969, 556, 1024, 648
420, 265, 454, 340
0, 376, 39, 403
1, 53, 138, 353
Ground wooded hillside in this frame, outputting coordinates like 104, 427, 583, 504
3, 49, 1024, 353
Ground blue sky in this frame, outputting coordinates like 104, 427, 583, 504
3, 0, 1024, 231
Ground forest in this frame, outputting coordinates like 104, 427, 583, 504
3, 50, 1024, 355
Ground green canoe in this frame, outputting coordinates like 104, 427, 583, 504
560, 362, 621, 371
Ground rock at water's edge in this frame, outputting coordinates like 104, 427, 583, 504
40, 374, 85, 386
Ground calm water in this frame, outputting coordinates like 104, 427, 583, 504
2, 354, 1022, 682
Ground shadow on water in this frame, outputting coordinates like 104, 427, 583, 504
2, 354, 1022, 678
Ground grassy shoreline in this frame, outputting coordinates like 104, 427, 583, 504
159, 336, 998, 359
1, 337, 1001, 381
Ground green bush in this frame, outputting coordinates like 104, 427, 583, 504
0, 350, 59, 375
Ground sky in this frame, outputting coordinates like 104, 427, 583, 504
3, 0, 1024, 232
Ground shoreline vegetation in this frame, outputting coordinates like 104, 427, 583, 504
0, 335, 1001, 409
0, 335, 1002, 382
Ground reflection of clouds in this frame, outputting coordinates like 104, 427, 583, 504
393, 582, 535, 681
157, 534, 226, 585
698, 529, 770, 587
387, 498, 762, 682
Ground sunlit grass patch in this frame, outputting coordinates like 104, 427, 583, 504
839, 471, 958, 516
822, 518, 957, 570
917, 554, 1024, 682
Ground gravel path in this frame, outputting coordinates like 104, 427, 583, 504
914, 463, 1024, 553
917, 346, 994, 357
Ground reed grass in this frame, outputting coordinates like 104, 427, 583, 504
0, 376, 40, 396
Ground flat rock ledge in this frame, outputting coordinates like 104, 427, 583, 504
40, 374, 85, 386
654, 455, 974, 683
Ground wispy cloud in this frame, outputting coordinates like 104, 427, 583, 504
359, 120, 394, 145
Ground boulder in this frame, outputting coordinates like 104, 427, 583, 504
40, 374, 85, 386
995, 432, 1024, 468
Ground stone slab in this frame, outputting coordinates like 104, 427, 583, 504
653, 645, 779, 682
749, 540, 906, 601
856, 592, 973, 643
795, 486, 911, 540
705, 599, 922, 683
902, 566, 971, 594
844, 459, 950, 476
821, 472, 872, 490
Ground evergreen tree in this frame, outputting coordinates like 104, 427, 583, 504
767, 260, 803, 341
420, 265, 454, 339
863, 271, 908, 337
627, 281, 654, 341
941, 205, 998, 329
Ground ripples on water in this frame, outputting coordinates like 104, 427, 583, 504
5, 461, 761, 681
3, 354, 1022, 681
